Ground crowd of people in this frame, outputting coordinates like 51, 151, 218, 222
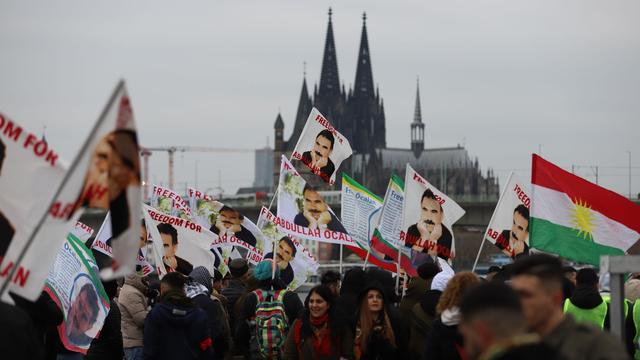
2, 253, 640, 360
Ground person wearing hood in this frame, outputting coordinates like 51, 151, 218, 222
284, 284, 354, 360
563, 268, 636, 355
188, 266, 230, 360
353, 281, 408, 359
335, 268, 367, 329
423, 271, 479, 360
118, 274, 149, 360
401, 262, 440, 324
408, 261, 443, 360
143, 272, 213, 360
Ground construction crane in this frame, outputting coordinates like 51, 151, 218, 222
140, 146, 254, 200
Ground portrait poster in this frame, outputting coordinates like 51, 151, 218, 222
276, 156, 356, 247
484, 173, 531, 260
401, 164, 465, 265
151, 184, 191, 219
44, 232, 110, 354
143, 204, 228, 277
291, 108, 353, 185
186, 187, 264, 265
257, 207, 319, 291
10, 80, 143, 292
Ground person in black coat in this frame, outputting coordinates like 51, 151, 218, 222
144, 272, 213, 360
0, 297, 45, 359
353, 281, 408, 360
188, 266, 229, 359
85, 280, 124, 360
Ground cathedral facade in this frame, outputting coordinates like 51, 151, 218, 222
274, 9, 499, 200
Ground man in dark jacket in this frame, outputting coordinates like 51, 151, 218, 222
144, 272, 213, 360
459, 281, 558, 360
85, 280, 124, 360
189, 266, 230, 359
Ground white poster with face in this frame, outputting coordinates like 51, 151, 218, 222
186, 187, 264, 265
484, 173, 531, 259
276, 156, 356, 247
401, 164, 465, 265
143, 204, 227, 277
44, 233, 110, 354
151, 184, 191, 219
257, 207, 319, 291
291, 108, 353, 185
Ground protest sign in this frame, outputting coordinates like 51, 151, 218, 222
340, 174, 396, 271
401, 164, 465, 265
257, 207, 319, 290
291, 108, 353, 185
0, 113, 71, 301
276, 156, 356, 248
369, 175, 416, 275
186, 187, 264, 264
485, 173, 531, 259
44, 232, 110, 354
4, 80, 143, 299
72, 221, 94, 243
143, 204, 227, 277
151, 184, 191, 218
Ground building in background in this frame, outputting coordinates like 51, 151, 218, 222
270, 8, 500, 261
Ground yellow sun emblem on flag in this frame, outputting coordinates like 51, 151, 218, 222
570, 198, 596, 241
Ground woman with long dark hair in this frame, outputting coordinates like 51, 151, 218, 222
284, 285, 354, 359
353, 283, 407, 360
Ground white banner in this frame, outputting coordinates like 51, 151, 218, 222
340, 174, 382, 251
257, 207, 319, 290
291, 108, 353, 185
276, 156, 355, 247
0, 114, 69, 302
143, 204, 227, 277
186, 187, 264, 264
401, 164, 465, 264
485, 173, 531, 259
151, 184, 191, 218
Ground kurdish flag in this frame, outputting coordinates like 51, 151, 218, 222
531, 155, 640, 265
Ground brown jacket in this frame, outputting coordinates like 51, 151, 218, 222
118, 274, 149, 348
543, 314, 630, 360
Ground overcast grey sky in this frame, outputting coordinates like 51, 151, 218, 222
1, 0, 638, 197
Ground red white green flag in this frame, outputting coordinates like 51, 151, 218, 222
530, 154, 640, 265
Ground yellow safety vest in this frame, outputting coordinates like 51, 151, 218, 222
633, 301, 640, 360
563, 298, 608, 329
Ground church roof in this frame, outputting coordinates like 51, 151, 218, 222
377, 146, 470, 170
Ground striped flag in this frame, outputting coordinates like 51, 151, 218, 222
530, 154, 640, 265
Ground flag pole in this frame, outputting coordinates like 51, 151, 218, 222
0, 81, 126, 300
339, 243, 343, 275
471, 172, 514, 273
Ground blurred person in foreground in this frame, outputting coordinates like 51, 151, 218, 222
510, 254, 629, 360
459, 281, 558, 360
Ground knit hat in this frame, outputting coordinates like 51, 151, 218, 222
229, 258, 249, 278
189, 266, 213, 294
254, 260, 279, 281
576, 268, 599, 286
